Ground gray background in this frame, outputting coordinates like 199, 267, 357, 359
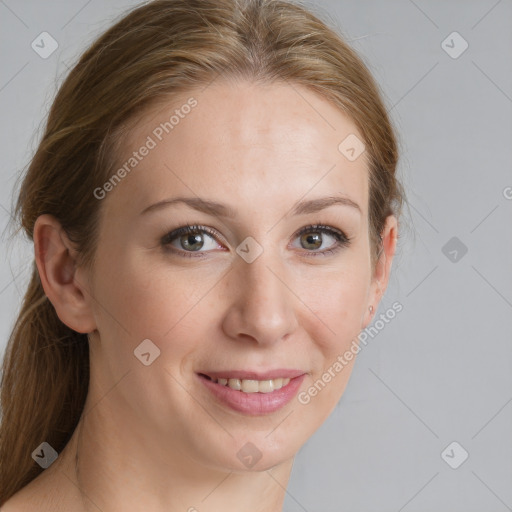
1, 1, 511, 511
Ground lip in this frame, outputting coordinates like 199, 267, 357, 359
196, 371, 307, 416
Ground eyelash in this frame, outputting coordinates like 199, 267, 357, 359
161, 223, 352, 259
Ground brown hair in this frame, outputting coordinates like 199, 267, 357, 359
0, 0, 406, 503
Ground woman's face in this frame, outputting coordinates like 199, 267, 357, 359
80, 78, 395, 472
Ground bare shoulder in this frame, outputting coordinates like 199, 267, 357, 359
1, 495, 27, 511
1, 479, 41, 512
1, 479, 53, 512
1, 467, 82, 512
1, 483, 41, 512
2, 434, 84, 512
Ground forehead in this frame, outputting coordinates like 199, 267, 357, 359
105, 79, 369, 220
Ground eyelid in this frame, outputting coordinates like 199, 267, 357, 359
161, 223, 351, 257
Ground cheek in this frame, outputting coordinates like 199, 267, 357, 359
295, 261, 369, 406
106, 253, 228, 365
89, 245, 191, 347
304, 262, 371, 345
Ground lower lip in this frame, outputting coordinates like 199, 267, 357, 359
197, 373, 306, 415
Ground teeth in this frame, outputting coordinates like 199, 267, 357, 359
228, 378, 241, 390
212, 377, 291, 393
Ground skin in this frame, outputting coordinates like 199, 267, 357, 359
4, 78, 397, 512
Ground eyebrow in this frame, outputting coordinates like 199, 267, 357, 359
140, 195, 362, 218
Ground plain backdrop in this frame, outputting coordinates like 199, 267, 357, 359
0, 1, 511, 511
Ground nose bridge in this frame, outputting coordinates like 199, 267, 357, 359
243, 253, 285, 308
222, 247, 298, 345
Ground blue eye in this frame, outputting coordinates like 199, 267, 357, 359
161, 223, 351, 258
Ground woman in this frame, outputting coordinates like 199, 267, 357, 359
0, 0, 405, 510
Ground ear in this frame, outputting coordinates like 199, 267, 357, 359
362, 215, 398, 329
33, 214, 97, 334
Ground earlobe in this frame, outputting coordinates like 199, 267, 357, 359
33, 214, 96, 334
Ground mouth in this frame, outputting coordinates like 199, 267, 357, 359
198, 373, 294, 393
196, 370, 307, 415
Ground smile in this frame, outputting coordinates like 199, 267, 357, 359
197, 372, 307, 415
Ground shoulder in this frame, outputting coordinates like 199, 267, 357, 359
1, 488, 35, 512
1, 479, 51, 512
1, 468, 82, 512
1, 436, 83, 512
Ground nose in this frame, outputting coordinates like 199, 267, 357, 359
221, 250, 299, 346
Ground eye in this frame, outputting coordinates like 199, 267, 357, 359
161, 223, 352, 258
161, 224, 223, 257
291, 224, 351, 257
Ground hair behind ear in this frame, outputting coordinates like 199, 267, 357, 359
0, 267, 89, 504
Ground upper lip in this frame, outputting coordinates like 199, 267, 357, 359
199, 369, 306, 380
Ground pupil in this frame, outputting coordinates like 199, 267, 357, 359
182, 233, 203, 251
303, 232, 321, 249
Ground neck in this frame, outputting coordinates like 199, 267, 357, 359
56, 392, 294, 512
